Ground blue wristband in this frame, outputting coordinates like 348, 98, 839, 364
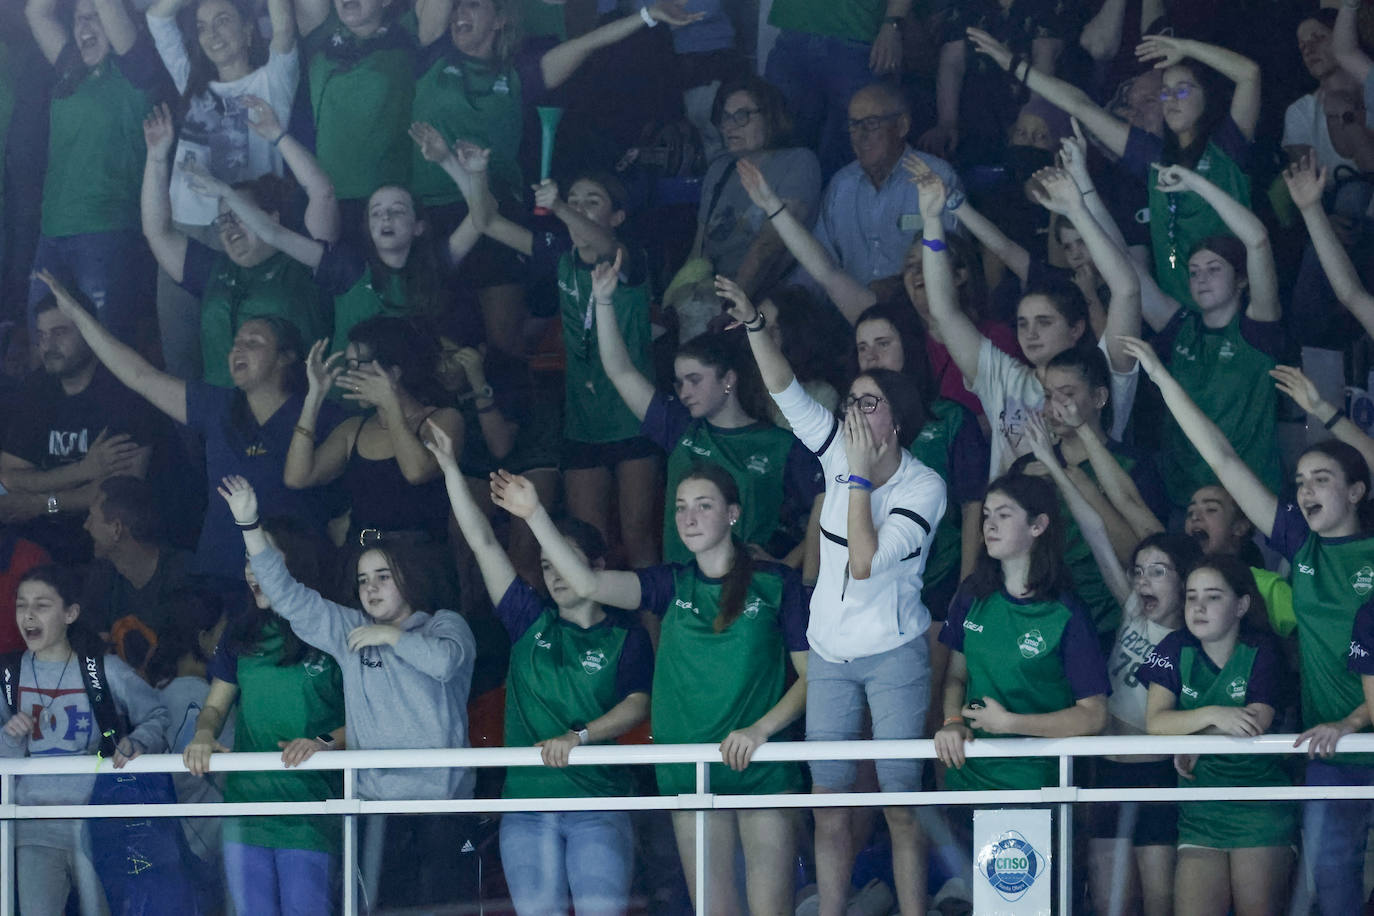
922, 237, 948, 252
847, 474, 873, 490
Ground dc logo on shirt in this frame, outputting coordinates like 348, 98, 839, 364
1227, 677, 1247, 702
977, 830, 1046, 902
48, 429, 90, 459
1017, 630, 1046, 659
1351, 566, 1374, 596
580, 649, 606, 674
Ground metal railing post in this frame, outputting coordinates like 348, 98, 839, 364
1, 773, 12, 916
695, 760, 709, 915
344, 766, 357, 916
1059, 753, 1073, 915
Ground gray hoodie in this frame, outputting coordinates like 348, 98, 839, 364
250, 547, 476, 801
0, 652, 169, 849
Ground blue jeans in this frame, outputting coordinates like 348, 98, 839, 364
498, 811, 634, 915
1302, 759, 1374, 916
27, 229, 154, 347
764, 29, 876, 179
222, 842, 336, 916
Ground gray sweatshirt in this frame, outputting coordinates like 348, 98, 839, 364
0, 652, 169, 849
250, 547, 476, 801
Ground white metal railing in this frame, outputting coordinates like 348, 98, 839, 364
4, 733, 1374, 915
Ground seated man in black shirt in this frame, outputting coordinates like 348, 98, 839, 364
0, 293, 178, 562
81, 475, 195, 670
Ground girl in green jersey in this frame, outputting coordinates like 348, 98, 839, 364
497, 460, 809, 916
1140, 555, 1295, 916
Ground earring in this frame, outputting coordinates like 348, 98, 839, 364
730, 518, 737, 526
725, 383, 733, 393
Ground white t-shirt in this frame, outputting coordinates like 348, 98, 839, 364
970, 336, 1139, 479
148, 13, 300, 226
1282, 92, 1358, 173
1105, 593, 1176, 735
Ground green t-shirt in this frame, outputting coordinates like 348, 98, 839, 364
943, 588, 1108, 791
1252, 567, 1295, 638
305, 13, 416, 201
1160, 310, 1281, 509
768, 0, 885, 43
499, 584, 646, 799
638, 561, 806, 797
329, 260, 422, 356
221, 622, 345, 853
1059, 449, 1150, 638
42, 48, 151, 237
196, 248, 331, 388
558, 250, 653, 443
520, 0, 566, 40
909, 399, 970, 604
411, 50, 526, 207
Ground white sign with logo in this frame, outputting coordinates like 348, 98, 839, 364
973, 809, 1052, 915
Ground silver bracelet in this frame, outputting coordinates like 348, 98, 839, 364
640, 6, 658, 27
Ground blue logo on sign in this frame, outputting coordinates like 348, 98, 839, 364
977, 830, 1046, 901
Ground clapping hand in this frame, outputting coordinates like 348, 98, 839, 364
184, 160, 232, 200
1020, 410, 1059, 469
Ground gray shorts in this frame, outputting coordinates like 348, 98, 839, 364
805, 636, 931, 792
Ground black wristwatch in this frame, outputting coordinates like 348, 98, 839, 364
315, 732, 336, 746
570, 721, 590, 745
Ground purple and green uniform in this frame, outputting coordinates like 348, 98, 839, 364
1137, 629, 1296, 848
910, 399, 987, 612
637, 561, 809, 796
1271, 502, 1374, 766
494, 579, 653, 799
940, 586, 1109, 790
642, 392, 823, 564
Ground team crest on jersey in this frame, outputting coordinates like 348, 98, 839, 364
743, 598, 761, 620
746, 454, 770, 474
581, 649, 606, 674
918, 426, 938, 442
303, 656, 328, 676
1227, 676, 1247, 702
1351, 566, 1374, 596
493, 75, 510, 94
1218, 340, 1236, 362
1018, 630, 1046, 659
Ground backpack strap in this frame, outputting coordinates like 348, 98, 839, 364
80, 653, 126, 760
0, 651, 22, 715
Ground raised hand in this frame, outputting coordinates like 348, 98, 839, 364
143, 103, 175, 161
1117, 335, 1165, 377
241, 95, 284, 142
1269, 365, 1331, 419
736, 158, 781, 213
1282, 153, 1328, 211
713, 274, 759, 328
532, 180, 560, 212
590, 249, 623, 304
216, 474, 259, 526
904, 155, 948, 220
1059, 118, 1092, 190
423, 417, 459, 471
966, 27, 1014, 70
183, 160, 231, 200
490, 469, 542, 519
1029, 166, 1084, 214
647, 0, 706, 26
304, 338, 345, 399
1136, 35, 1188, 69
454, 141, 491, 174
409, 121, 453, 164
33, 270, 86, 321
1153, 163, 1193, 194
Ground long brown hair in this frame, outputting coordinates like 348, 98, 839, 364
678, 463, 753, 633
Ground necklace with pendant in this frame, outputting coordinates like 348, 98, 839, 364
29, 650, 74, 733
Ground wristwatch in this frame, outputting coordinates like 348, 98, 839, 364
474, 384, 494, 402
315, 732, 337, 747
570, 722, 590, 745
45, 494, 59, 516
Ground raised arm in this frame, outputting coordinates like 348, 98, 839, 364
283, 341, 353, 488
491, 470, 644, 608
90, 0, 139, 55
1059, 399, 1163, 540
25, 0, 68, 64
425, 420, 516, 606
34, 271, 187, 424
736, 158, 876, 322
1136, 35, 1260, 139
1058, 120, 1130, 252
243, 96, 338, 243
715, 276, 795, 394
415, 0, 452, 46
1031, 166, 1141, 370
540, 1, 704, 90
141, 104, 189, 283
1079, 0, 1126, 61
474, 167, 534, 256
1121, 335, 1277, 538
1334, 3, 1371, 83
1271, 365, 1374, 481
187, 163, 326, 269
1285, 155, 1374, 340
967, 27, 1130, 156
1156, 164, 1278, 322
590, 251, 656, 420
953, 200, 1030, 286
908, 158, 987, 386
267, 0, 297, 53
294, 0, 329, 39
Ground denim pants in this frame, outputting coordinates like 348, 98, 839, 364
27, 229, 154, 347
1301, 759, 1374, 916
764, 29, 876, 179
498, 810, 635, 915
222, 842, 336, 916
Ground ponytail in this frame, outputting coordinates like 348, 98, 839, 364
715, 539, 755, 633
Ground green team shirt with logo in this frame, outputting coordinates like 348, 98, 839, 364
494, 579, 653, 799
643, 393, 822, 564
557, 247, 654, 443
768, 0, 886, 43
909, 399, 987, 606
1271, 502, 1374, 765
304, 13, 416, 201
210, 621, 345, 853
1157, 309, 1282, 508
940, 587, 1110, 791
636, 561, 809, 796
1137, 629, 1296, 848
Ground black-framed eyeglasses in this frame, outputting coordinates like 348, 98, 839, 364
720, 107, 761, 128
1158, 83, 1197, 101
847, 112, 902, 135
841, 393, 886, 414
